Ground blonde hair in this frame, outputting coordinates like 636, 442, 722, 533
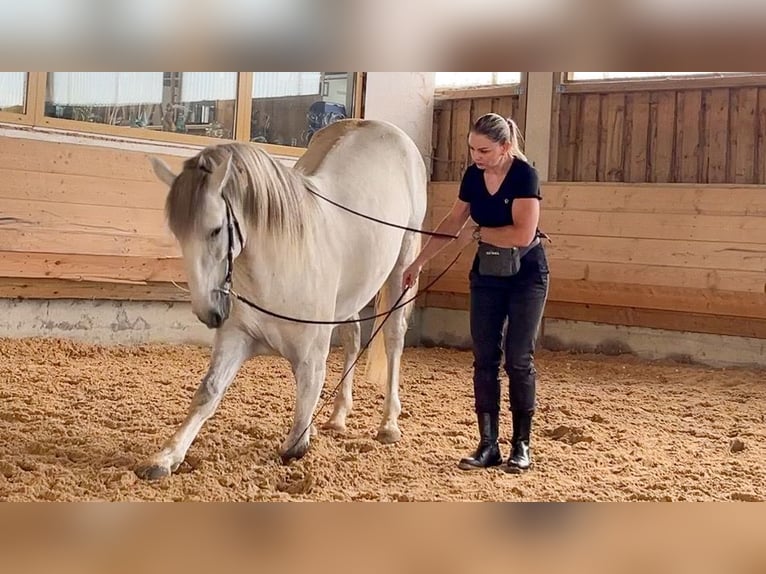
471, 112, 527, 162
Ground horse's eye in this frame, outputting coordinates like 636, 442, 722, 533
210, 226, 223, 239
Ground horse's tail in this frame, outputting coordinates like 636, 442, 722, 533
365, 231, 422, 393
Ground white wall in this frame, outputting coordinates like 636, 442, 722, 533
363, 72, 436, 172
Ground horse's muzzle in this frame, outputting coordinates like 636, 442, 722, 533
200, 290, 231, 328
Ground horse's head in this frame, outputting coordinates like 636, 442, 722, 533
150, 152, 245, 329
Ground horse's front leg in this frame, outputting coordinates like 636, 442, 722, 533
323, 317, 360, 432
135, 328, 252, 480
280, 335, 331, 463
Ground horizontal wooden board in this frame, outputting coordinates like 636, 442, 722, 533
0, 251, 185, 283
422, 275, 766, 319
0, 197, 170, 237
0, 278, 189, 302
0, 136, 189, 183
428, 181, 766, 216
422, 293, 766, 339
0, 227, 178, 258
544, 235, 766, 273
539, 209, 766, 244
547, 259, 766, 294
544, 301, 766, 339
0, 167, 168, 210
542, 183, 766, 216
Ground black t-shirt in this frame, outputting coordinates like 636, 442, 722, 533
458, 159, 542, 227
458, 159, 548, 282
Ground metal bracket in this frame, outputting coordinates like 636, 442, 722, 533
555, 83, 567, 93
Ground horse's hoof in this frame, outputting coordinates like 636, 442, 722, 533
135, 462, 171, 481
375, 427, 402, 444
321, 419, 347, 433
279, 441, 310, 465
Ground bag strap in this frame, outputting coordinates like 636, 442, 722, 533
517, 237, 540, 259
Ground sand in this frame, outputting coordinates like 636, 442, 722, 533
0, 337, 763, 501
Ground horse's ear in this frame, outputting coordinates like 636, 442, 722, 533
207, 155, 233, 195
149, 156, 178, 187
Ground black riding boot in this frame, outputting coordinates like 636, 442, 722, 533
506, 410, 533, 473
458, 412, 503, 470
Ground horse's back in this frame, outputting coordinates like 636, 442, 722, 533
296, 119, 424, 179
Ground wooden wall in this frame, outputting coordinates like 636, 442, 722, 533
424, 181, 766, 338
553, 85, 766, 184
432, 94, 524, 181
0, 136, 189, 301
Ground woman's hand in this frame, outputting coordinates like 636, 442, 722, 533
456, 224, 479, 250
402, 260, 423, 291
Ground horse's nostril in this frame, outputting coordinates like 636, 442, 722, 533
209, 311, 223, 328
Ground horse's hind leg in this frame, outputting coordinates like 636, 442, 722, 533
376, 231, 419, 444
135, 328, 252, 481
323, 317, 361, 432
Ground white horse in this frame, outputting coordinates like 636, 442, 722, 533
135, 119, 427, 480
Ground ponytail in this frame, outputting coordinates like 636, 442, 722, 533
506, 117, 527, 162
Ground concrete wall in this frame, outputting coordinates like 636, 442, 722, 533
364, 72, 436, 169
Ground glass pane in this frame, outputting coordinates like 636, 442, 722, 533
0, 72, 27, 113
250, 72, 355, 148
435, 72, 521, 88
44, 72, 238, 139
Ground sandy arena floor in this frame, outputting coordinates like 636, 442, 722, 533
0, 337, 763, 501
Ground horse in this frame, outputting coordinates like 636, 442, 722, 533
135, 119, 427, 480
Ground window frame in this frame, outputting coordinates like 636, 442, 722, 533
559, 72, 766, 93
0, 72, 363, 157
0, 72, 42, 125
434, 72, 527, 101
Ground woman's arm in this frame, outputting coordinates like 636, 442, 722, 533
476, 198, 539, 248
402, 199, 472, 289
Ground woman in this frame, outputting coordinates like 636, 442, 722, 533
403, 112, 549, 473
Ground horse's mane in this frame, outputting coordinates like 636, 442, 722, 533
165, 142, 319, 249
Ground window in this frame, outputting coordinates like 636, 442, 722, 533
0, 72, 27, 113
2, 72, 360, 151
569, 72, 746, 81
45, 72, 239, 139
250, 72, 355, 148
435, 73, 521, 89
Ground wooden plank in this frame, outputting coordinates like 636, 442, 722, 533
624, 92, 650, 183
491, 96, 515, 122
432, 102, 453, 181
0, 227, 177, 258
555, 94, 577, 181
547, 259, 765, 294
544, 301, 766, 339
0, 251, 185, 283
544, 235, 766, 273
540, 209, 766, 244
0, 278, 189, 302
0, 167, 167, 210
675, 90, 702, 183
541, 183, 766, 216
421, 275, 766, 319
0, 136, 188, 183
561, 74, 766, 94
701, 88, 730, 184
600, 93, 626, 181
472, 98, 493, 123
549, 279, 766, 319
450, 99, 472, 180
729, 87, 758, 184
0, 197, 168, 237
548, 88, 561, 182
576, 94, 601, 181
758, 88, 766, 185
647, 91, 676, 182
